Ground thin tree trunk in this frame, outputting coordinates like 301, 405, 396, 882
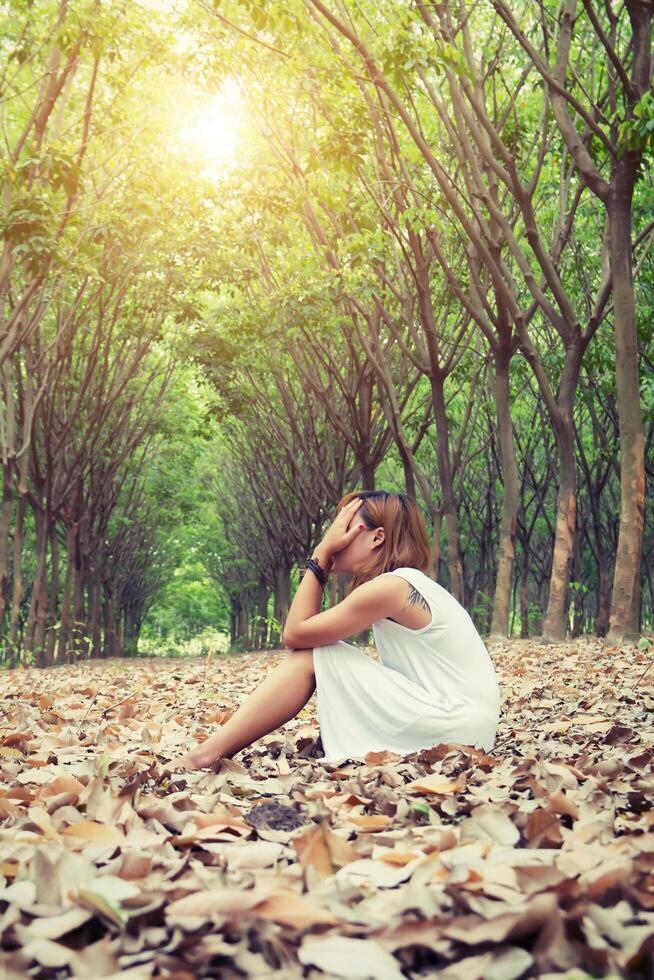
34, 517, 52, 665
542, 347, 585, 640
88, 570, 101, 658
230, 599, 238, 647
123, 610, 139, 656
542, 414, 576, 641
103, 591, 119, 657
237, 604, 249, 648
583, 458, 612, 637
46, 521, 59, 664
428, 508, 442, 581
519, 546, 530, 638
8, 491, 27, 661
274, 563, 291, 633
72, 539, 87, 658
26, 504, 50, 664
490, 346, 520, 636
0, 464, 12, 629
401, 453, 416, 499
58, 526, 75, 663
24, 504, 43, 656
571, 535, 584, 638
256, 578, 269, 649
607, 180, 646, 640
430, 376, 464, 601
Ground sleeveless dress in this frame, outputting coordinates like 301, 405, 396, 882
311, 566, 500, 763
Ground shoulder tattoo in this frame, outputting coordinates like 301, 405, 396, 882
406, 584, 431, 614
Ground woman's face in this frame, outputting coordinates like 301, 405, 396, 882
330, 503, 385, 574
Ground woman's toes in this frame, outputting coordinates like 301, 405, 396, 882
177, 747, 217, 770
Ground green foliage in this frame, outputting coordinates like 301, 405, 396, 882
2, 0, 652, 659
618, 91, 654, 164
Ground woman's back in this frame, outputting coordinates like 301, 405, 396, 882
372, 566, 500, 720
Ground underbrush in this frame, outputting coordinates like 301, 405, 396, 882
138, 628, 231, 659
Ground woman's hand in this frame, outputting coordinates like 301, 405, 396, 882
317, 496, 365, 560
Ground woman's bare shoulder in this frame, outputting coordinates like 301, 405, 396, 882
358, 572, 414, 605
365, 571, 410, 591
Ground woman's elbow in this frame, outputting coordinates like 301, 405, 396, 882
283, 627, 316, 649
282, 628, 298, 648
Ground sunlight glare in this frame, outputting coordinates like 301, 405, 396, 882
175, 80, 242, 179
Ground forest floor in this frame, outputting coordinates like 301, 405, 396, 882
1, 637, 653, 979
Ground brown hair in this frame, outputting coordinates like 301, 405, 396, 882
336, 490, 431, 594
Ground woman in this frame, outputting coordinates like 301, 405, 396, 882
179, 491, 500, 769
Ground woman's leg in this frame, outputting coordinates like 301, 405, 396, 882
178, 650, 316, 769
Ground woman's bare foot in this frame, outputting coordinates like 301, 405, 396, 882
175, 746, 219, 771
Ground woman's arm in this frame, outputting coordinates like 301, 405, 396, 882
284, 495, 405, 648
284, 497, 362, 646
282, 541, 334, 648
282, 562, 405, 649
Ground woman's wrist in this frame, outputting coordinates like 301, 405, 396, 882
311, 543, 334, 575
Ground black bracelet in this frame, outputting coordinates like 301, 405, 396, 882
305, 557, 327, 589
305, 559, 325, 588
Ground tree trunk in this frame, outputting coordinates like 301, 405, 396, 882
429, 375, 464, 601
542, 414, 576, 641
519, 546, 530, 638
402, 453, 416, 499
123, 610, 139, 656
607, 176, 646, 640
238, 603, 249, 648
586, 472, 611, 637
34, 530, 51, 667
230, 599, 238, 646
46, 521, 59, 664
0, 464, 12, 629
72, 538, 87, 658
103, 591, 120, 657
571, 535, 584, 638
255, 578, 269, 649
58, 526, 75, 663
359, 458, 375, 491
542, 347, 584, 641
35, 501, 56, 663
230, 595, 249, 648
88, 570, 102, 658
428, 507, 442, 581
8, 491, 27, 662
597, 557, 611, 637
490, 346, 520, 636
274, 563, 291, 632
25, 504, 49, 665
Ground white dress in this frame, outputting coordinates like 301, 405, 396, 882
312, 566, 500, 762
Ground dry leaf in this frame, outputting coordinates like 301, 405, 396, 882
298, 935, 405, 979
252, 888, 340, 928
62, 821, 125, 847
405, 775, 463, 795
292, 822, 335, 879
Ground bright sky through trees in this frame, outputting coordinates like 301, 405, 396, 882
174, 80, 243, 179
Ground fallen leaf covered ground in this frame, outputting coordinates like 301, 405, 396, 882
1, 637, 654, 979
